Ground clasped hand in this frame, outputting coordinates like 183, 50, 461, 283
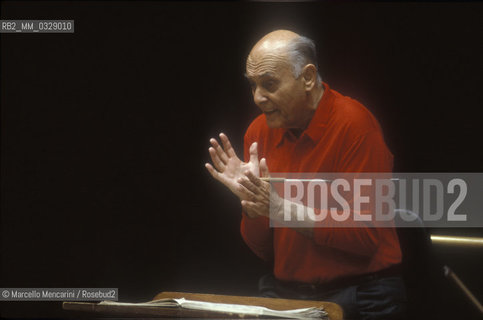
205, 133, 282, 219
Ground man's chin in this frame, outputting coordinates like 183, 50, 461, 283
265, 119, 283, 129
264, 112, 286, 128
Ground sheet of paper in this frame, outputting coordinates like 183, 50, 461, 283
100, 298, 328, 319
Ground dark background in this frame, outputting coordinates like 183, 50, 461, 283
1, 1, 482, 318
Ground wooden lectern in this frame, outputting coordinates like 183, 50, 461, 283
63, 291, 343, 319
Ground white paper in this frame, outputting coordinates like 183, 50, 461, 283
100, 297, 328, 319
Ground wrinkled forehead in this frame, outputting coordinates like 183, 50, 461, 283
245, 49, 291, 79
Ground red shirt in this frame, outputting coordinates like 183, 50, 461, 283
240, 83, 402, 284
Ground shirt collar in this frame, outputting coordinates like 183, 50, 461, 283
275, 82, 334, 146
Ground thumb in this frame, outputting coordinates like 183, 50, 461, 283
249, 142, 259, 164
260, 158, 270, 178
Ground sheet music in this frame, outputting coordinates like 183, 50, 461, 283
100, 298, 328, 319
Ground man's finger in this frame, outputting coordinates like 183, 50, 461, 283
210, 138, 229, 164
208, 147, 226, 172
237, 182, 262, 202
245, 170, 263, 187
249, 142, 259, 166
238, 177, 259, 195
260, 158, 270, 178
219, 133, 237, 158
205, 163, 222, 182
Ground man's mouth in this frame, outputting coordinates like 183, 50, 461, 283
264, 110, 278, 115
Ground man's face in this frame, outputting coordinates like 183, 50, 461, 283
245, 52, 308, 129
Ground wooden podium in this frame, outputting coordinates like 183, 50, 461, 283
63, 291, 343, 319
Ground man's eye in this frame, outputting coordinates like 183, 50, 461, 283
263, 80, 277, 91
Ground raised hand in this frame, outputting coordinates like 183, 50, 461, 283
238, 158, 283, 218
205, 133, 260, 200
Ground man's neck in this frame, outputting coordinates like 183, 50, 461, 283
312, 83, 325, 110
289, 84, 325, 137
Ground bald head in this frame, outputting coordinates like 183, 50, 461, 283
250, 30, 299, 57
247, 30, 321, 82
247, 30, 298, 78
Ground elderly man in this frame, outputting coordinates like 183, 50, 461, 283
205, 30, 405, 320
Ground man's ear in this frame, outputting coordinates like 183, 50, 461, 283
301, 64, 318, 91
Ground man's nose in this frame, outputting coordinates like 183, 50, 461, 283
253, 87, 268, 106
